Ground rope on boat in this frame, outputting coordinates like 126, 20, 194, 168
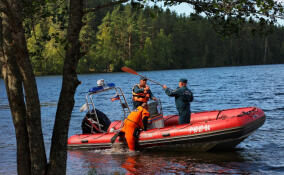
218, 107, 258, 119
86, 132, 109, 140
163, 115, 177, 122
216, 110, 223, 120
237, 107, 257, 117
176, 123, 193, 130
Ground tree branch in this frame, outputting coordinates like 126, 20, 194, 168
0, 0, 9, 14
84, 0, 129, 14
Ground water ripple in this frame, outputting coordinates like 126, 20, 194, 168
1, 64, 284, 174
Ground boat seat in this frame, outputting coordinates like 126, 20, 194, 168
147, 101, 164, 129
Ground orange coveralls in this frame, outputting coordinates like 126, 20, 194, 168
121, 106, 149, 151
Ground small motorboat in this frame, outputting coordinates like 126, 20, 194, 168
68, 81, 266, 151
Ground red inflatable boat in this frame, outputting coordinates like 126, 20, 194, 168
68, 106, 265, 151
68, 83, 265, 151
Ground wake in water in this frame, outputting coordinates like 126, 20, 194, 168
100, 144, 140, 155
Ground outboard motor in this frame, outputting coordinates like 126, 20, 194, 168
81, 109, 111, 134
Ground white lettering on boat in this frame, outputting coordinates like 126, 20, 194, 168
188, 125, 211, 134
140, 125, 211, 139
140, 133, 152, 138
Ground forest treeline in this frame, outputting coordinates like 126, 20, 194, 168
1, 1, 283, 174
2, 3, 284, 75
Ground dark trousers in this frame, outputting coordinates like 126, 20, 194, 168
178, 107, 191, 124
133, 101, 143, 109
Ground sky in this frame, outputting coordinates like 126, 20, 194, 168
167, 3, 193, 16
154, 2, 194, 16
166, 2, 284, 26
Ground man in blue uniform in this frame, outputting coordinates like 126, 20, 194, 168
163, 78, 193, 124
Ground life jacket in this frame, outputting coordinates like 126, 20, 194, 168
124, 106, 150, 129
132, 84, 151, 103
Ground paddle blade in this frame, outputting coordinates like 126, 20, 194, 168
121, 66, 138, 75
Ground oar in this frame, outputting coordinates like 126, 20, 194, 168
121, 66, 164, 87
110, 131, 121, 144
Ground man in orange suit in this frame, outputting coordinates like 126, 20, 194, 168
121, 103, 149, 151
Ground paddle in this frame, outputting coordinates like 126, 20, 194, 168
110, 131, 121, 143
121, 66, 164, 87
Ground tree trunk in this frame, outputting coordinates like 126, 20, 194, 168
128, 34, 132, 59
0, 1, 47, 174
1, 50, 32, 175
1, 14, 31, 175
263, 36, 268, 64
47, 0, 83, 174
1, 0, 126, 174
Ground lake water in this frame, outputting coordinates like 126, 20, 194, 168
1, 64, 284, 174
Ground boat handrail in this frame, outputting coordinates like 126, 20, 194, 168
83, 83, 131, 133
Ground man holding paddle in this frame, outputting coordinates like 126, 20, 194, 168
121, 67, 158, 109
132, 77, 157, 109
121, 67, 193, 124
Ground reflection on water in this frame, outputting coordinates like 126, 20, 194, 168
0, 104, 10, 110
40, 102, 58, 107
68, 149, 248, 174
1, 64, 284, 174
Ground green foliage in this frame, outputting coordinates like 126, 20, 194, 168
26, 16, 66, 75
92, 5, 177, 72
144, 30, 174, 70
24, 0, 68, 75
161, 0, 284, 36
23, 2, 284, 75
